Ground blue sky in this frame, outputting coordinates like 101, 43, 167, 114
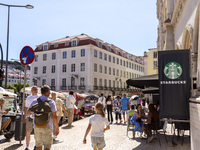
0, 0, 158, 61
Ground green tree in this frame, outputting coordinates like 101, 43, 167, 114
13, 82, 29, 93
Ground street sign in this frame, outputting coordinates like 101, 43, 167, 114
20, 46, 35, 65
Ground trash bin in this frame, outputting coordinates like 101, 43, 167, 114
15, 115, 26, 141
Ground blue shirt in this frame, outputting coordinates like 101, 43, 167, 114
28, 95, 57, 129
120, 97, 129, 110
113, 100, 121, 113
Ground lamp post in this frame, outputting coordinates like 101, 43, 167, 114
0, 3, 33, 89
0, 43, 3, 87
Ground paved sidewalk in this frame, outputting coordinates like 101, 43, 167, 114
0, 115, 190, 150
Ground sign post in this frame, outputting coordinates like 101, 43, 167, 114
19, 46, 35, 144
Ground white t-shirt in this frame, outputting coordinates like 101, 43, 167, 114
66, 95, 76, 109
25, 94, 39, 118
89, 114, 109, 137
98, 97, 106, 107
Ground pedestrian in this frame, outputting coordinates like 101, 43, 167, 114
65, 91, 76, 127
142, 97, 146, 107
83, 102, 110, 150
23, 86, 39, 150
113, 96, 122, 124
138, 98, 141, 104
98, 93, 106, 112
77, 98, 85, 118
28, 85, 59, 150
51, 92, 67, 139
0, 97, 11, 133
120, 94, 130, 124
106, 95, 113, 123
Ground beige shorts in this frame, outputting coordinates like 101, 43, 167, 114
26, 118, 33, 131
34, 125, 53, 149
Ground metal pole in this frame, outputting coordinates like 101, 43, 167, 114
20, 65, 27, 144
0, 43, 3, 87
5, 6, 10, 89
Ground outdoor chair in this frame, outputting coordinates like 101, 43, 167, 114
146, 121, 168, 146
127, 109, 135, 139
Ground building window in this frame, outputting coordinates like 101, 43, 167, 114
44, 45, 48, 51
99, 65, 102, 73
120, 70, 122, 77
108, 46, 111, 52
94, 78, 97, 86
62, 64, 67, 72
126, 72, 128, 78
104, 53, 107, 60
153, 61, 158, 69
42, 79, 46, 85
99, 42, 102, 48
113, 57, 115, 63
54, 44, 58, 48
99, 78, 102, 87
71, 64, 75, 72
99, 52, 102, 59
113, 68, 115, 75
126, 61, 128, 67
52, 65, 56, 73
81, 49, 85, 57
62, 78, 66, 86
116, 50, 118, 54
117, 58, 119, 64
71, 50, 76, 58
94, 63, 97, 72
35, 55, 38, 62
109, 67, 111, 75
109, 55, 111, 62
124, 71, 126, 78
123, 60, 125, 66
72, 40, 77, 47
65, 42, 69, 47
43, 66, 46, 74
120, 59, 122, 65
34, 67, 38, 74
52, 53, 56, 60
153, 51, 157, 58
94, 49, 97, 57
80, 63, 85, 71
80, 77, 85, 86
132, 63, 134, 69
33, 79, 37, 86
129, 62, 131, 68
38, 46, 42, 50
63, 51, 67, 59
113, 81, 115, 88
104, 79, 107, 87
51, 79, 55, 86
109, 80, 111, 87
43, 54, 47, 61
71, 77, 75, 86
117, 69, 119, 76
104, 66, 107, 74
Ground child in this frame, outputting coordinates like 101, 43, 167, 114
113, 96, 122, 124
83, 102, 110, 150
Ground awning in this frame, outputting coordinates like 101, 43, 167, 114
126, 74, 159, 89
142, 87, 159, 94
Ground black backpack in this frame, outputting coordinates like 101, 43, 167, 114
28, 98, 52, 128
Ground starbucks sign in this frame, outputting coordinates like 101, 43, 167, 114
164, 62, 182, 79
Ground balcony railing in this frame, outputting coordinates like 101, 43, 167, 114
68, 86, 77, 90
60, 86, 67, 90
93, 86, 98, 90
99, 86, 103, 90
104, 87, 107, 90
78, 85, 85, 90
50, 86, 56, 90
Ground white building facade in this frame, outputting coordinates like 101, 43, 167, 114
30, 34, 144, 96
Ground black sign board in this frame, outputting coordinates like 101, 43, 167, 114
158, 50, 190, 119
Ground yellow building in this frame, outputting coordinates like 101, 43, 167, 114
144, 48, 158, 75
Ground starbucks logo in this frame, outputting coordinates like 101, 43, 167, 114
164, 62, 182, 79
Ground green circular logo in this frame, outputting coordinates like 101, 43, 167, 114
164, 62, 182, 79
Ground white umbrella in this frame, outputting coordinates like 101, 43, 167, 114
130, 95, 139, 101
0, 87, 17, 97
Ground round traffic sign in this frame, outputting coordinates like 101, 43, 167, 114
20, 46, 35, 65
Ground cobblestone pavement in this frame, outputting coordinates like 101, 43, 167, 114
0, 114, 190, 150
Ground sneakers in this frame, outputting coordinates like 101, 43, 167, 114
148, 136, 154, 143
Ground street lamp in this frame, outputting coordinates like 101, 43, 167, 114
0, 3, 34, 89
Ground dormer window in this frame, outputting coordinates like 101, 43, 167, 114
116, 50, 118, 55
54, 44, 58, 48
38, 46, 42, 50
99, 42, 102, 48
72, 40, 77, 47
108, 46, 111, 52
65, 42, 69, 47
44, 45, 48, 50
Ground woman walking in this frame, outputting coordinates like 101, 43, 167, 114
83, 102, 110, 150
106, 96, 113, 123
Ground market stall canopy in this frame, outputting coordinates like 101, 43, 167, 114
126, 74, 159, 89
0, 87, 17, 97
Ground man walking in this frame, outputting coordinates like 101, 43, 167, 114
98, 93, 106, 112
66, 91, 76, 127
28, 85, 59, 150
120, 94, 130, 124
24, 86, 39, 150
